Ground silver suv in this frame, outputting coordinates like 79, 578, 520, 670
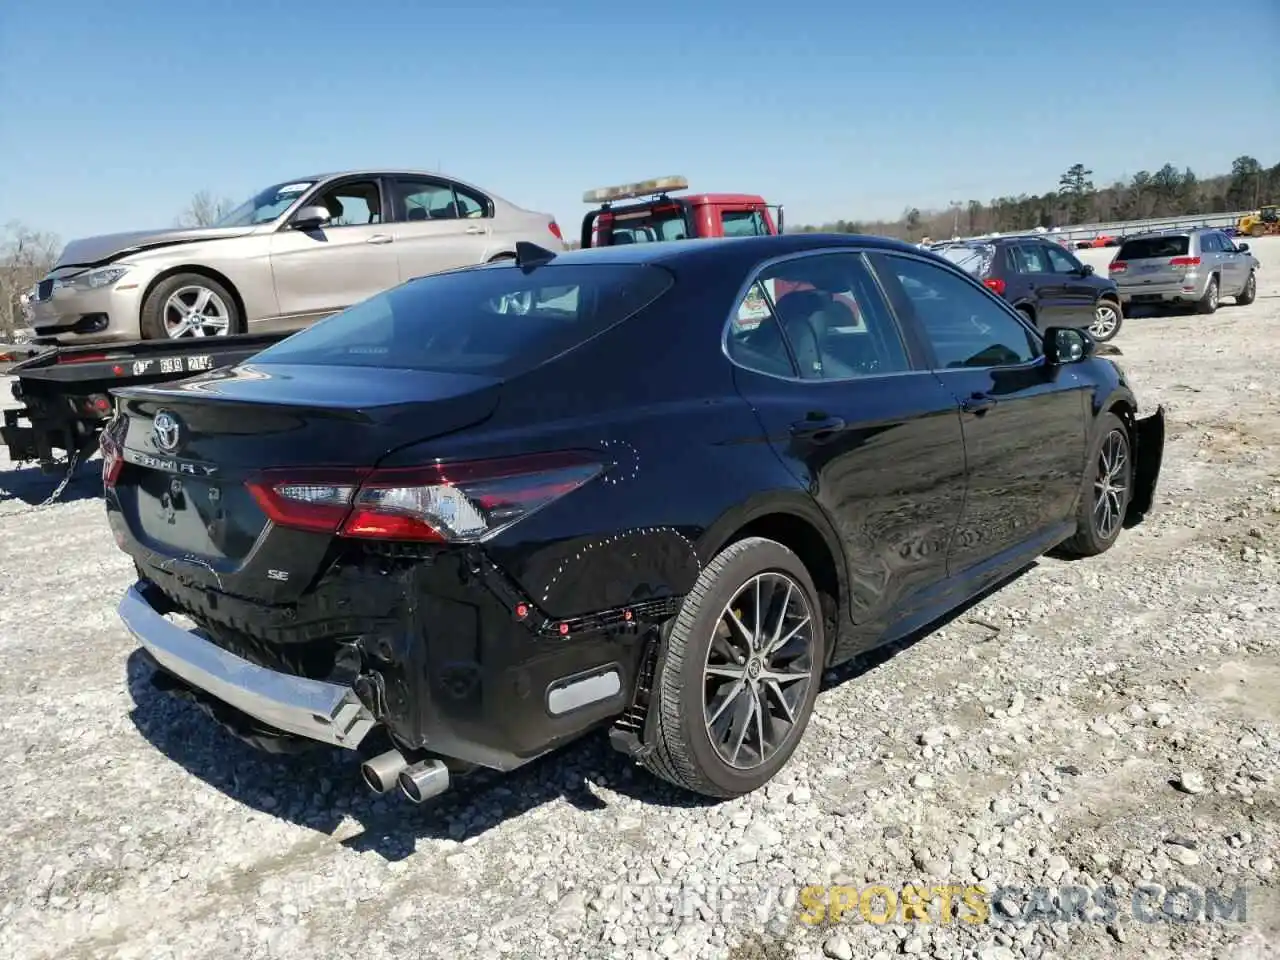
26, 170, 565, 344
1108, 228, 1259, 314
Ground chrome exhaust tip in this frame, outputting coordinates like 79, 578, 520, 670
360, 749, 409, 795
397, 759, 451, 804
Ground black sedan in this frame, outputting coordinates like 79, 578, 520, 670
103, 233, 1165, 803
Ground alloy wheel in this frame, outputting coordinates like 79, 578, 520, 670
1093, 429, 1130, 540
163, 285, 232, 338
1090, 303, 1119, 339
1207, 281, 1219, 311
702, 572, 815, 770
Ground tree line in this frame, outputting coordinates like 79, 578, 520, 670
794, 155, 1280, 241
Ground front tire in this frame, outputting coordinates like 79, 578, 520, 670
1089, 299, 1122, 341
140, 273, 241, 340
1236, 271, 1257, 306
1058, 412, 1133, 558
641, 537, 826, 798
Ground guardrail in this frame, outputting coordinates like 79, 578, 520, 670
948, 210, 1252, 245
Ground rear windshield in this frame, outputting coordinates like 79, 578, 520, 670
251, 262, 674, 377
1117, 235, 1189, 260
596, 205, 689, 245
935, 243, 995, 276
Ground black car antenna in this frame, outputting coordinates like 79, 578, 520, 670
514, 240, 557, 271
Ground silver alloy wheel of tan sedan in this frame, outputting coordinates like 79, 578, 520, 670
164, 285, 232, 338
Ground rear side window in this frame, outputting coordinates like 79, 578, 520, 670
252, 263, 674, 377
1010, 244, 1049, 273
1117, 235, 1190, 260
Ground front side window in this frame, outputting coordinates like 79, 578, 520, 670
309, 180, 382, 226
875, 254, 1040, 370
252, 262, 674, 377
1044, 244, 1083, 274
726, 252, 912, 380
721, 209, 769, 238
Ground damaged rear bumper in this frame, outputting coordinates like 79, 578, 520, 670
1126, 403, 1166, 524
118, 582, 376, 750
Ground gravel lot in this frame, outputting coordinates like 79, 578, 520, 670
2, 240, 1278, 960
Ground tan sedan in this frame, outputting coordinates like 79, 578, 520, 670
27, 169, 566, 343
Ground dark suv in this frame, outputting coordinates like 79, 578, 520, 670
931, 236, 1124, 341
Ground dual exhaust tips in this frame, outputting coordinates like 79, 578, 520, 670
360, 749, 451, 804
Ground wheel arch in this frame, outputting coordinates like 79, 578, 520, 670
139, 265, 247, 333
698, 493, 849, 664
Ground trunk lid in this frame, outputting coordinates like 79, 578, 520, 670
107, 363, 500, 602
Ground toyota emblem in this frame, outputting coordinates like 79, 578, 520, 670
152, 410, 182, 453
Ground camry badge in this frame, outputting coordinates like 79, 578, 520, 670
152, 410, 182, 453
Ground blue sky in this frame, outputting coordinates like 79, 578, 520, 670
2, 0, 1277, 244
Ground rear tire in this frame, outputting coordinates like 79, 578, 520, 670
1088, 299, 1122, 341
1058, 412, 1133, 558
1195, 275, 1219, 315
140, 273, 242, 340
641, 537, 826, 799
1236, 271, 1257, 306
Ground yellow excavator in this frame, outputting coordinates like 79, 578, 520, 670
1237, 203, 1280, 237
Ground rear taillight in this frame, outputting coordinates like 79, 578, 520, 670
1109, 261, 1127, 273
100, 428, 122, 489
983, 277, 1006, 295
548, 220, 563, 242
246, 451, 604, 543
1170, 256, 1201, 267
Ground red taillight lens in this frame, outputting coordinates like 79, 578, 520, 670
1109, 261, 1127, 273
246, 452, 605, 543
245, 469, 365, 534
548, 220, 563, 241
1170, 256, 1201, 267
100, 430, 123, 488
983, 277, 1006, 295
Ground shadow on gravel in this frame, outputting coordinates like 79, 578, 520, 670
819, 562, 1035, 693
123, 649, 718, 862
122, 563, 1037, 861
0, 460, 101, 507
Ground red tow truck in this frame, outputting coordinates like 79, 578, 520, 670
580, 176, 783, 248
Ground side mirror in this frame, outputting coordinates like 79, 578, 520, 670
1236, 242, 1250, 253
291, 205, 331, 230
1080, 263, 1095, 276
1044, 326, 1094, 365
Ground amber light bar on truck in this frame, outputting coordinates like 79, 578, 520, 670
244, 451, 607, 543
583, 176, 689, 205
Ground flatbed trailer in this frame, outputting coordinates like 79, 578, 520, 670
2, 333, 288, 492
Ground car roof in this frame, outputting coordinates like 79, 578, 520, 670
544, 233, 927, 269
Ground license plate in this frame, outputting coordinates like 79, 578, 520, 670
1140, 264, 1161, 273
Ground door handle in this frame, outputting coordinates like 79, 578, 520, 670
789, 416, 846, 442
961, 392, 995, 415
366, 234, 393, 244
465, 225, 486, 235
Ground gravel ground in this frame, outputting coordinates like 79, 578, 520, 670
1, 240, 1278, 960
